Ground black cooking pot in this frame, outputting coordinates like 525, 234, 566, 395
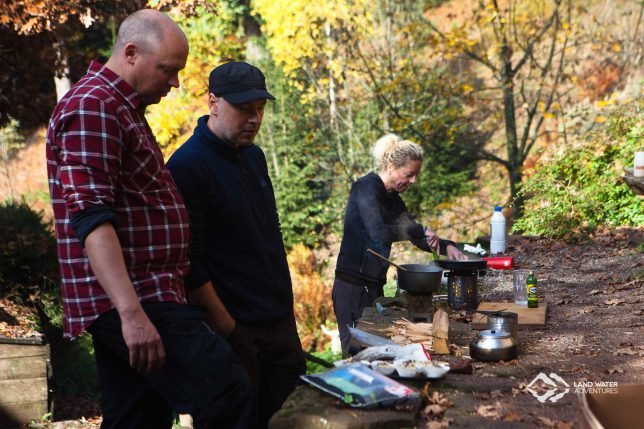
397, 264, 443, 294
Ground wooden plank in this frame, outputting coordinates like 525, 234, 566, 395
0, 343, 49, 359
472, 302, 548, 329
0, 355, 47, 380
0, 378, 48, 404
0, 400, 48, 429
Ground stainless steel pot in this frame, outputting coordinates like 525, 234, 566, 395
469, 329, 517, 361
487, 312, 518, 343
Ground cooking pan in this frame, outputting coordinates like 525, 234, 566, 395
435, 259, 487, 271
397, 264, 443, 294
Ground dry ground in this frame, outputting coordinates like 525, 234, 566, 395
420, 227, 644, 428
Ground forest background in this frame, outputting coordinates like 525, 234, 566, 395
0, 0, 643, 409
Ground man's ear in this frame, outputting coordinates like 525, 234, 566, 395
208, 94, 219, 115
123, 43, 138, 65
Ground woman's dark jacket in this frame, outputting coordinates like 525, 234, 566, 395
167, 115, 293, 324
334, 172, 454, 287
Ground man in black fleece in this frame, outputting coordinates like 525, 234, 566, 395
167, 61, 305, 428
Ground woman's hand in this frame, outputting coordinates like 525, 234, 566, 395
424, 227, 439, 252
446, 245, 467, 260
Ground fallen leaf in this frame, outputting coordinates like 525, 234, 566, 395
490, 389, 503, 398
427, 418, 452, 428
503, 411, 522, 422
476, 404, 500, 419
605, 299, 624, 306
537, 416, 556, 427
615, 347, 639, 356
424, 404, 444, 415
589, 289, 601, 295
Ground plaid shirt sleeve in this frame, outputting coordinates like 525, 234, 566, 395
56, 96, 122, 215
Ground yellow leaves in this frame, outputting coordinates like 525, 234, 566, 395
462, 84, 474, 94
255, 0, 371, 77
612, 43, 622, 52
594, 116, 607, 123
543, 113, 556, 119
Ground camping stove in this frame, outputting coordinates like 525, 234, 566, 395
447, 269, 479, 310
406, 291, 434, 322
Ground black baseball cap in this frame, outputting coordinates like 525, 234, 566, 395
208, 61, 275, 103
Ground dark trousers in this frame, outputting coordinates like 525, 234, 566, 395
332, 277, 383, 355
226, 315, 306, 429
88, 302, 253, 429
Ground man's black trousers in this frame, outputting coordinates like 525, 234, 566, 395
88, 302, 253, 429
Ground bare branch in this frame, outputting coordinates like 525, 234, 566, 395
512, 2, 561, 75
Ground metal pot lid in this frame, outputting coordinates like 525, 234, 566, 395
435, 259, 487, 270
479, 329, 512, 339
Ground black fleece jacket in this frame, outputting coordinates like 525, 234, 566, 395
167, 115, 293, 324
335, 172, 454, 287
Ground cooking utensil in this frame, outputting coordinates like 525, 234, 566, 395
397, 264, 443, 294
469, 329, 517, 361
367, 248, 407, 271
486, 311, 518, 342
435, 259, 487, 271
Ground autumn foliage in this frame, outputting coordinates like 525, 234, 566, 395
287, 244, 334, 352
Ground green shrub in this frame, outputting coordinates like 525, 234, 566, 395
0, 201, 100, 402
514, 101, 644, 238
0, 200, 59, 303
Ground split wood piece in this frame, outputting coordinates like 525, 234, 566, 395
381, 319, 433, 350
432, 308, 450, 355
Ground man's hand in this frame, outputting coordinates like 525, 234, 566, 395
189, 281, 236, 337
84, 223, 166, 373
120, 307, 166, 373
446, 244, 467, 261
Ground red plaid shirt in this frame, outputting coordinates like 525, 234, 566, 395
46, 61, 189, 338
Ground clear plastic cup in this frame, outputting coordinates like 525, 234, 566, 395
513, 269, 529, 306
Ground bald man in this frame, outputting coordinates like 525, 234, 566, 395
46, 9, 252, 429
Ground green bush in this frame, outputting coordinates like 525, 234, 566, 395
0, 200, 59, 303
514, 101, 644, 238
0, 201, 100, 401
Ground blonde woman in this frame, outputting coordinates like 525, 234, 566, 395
333, 134, 465, 353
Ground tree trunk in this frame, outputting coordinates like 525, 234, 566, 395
500, 43, 523, 219
508, 166, 524, 221
54, 42, 71, 102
